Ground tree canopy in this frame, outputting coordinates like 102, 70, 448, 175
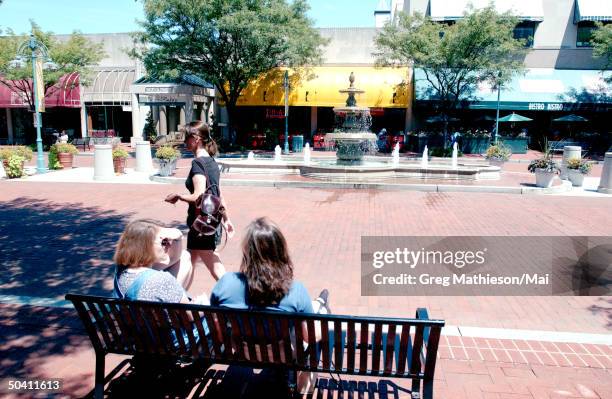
374, 6, 526, 141
135, 0, 326, 133
592, 22, 612, 78
0, 22, 105, 109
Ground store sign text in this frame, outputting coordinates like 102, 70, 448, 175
528, 103, 564, 111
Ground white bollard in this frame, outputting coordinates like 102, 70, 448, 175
597, 152, 612, 194
135, 141, 153, 173
93, 145, 115, 181
561, 146, 581, 180
0, 161, 6, 179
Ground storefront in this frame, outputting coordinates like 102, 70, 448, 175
229, 66, 412, 148
414, 68, 612, 152
131, 75, 215, 144
0, 73, 81, 144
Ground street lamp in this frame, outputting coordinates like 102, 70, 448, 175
494, 71, 502, 145
283, 69, 289, 154
9, 34, 58, 174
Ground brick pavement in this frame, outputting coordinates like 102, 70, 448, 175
0, 181, 611, 398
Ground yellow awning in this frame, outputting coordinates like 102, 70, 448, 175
233, 66, 411, 108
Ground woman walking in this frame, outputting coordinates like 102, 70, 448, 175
165, 121, 234, 280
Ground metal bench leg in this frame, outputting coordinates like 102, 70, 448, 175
94, 353, 105, 399
411, 379, 421, 399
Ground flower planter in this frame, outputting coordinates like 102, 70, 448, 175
2, 159, 25, 178
113, 157, 127, 174
535, 168, 557, 188
567, 169, 585, 187
499, 137, 528, 154
157, 158, 177, 176
57, 153, 74, 169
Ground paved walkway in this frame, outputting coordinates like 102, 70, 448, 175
0, 178, 610, 397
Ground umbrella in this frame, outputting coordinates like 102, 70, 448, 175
426, 115, 460, 123
552, 114, 588, 123
498, 113, 532, 122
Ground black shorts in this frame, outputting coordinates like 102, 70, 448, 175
187, 228, 216, 250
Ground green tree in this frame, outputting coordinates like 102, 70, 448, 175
135, 0, 326, 138
592, 22, 612, 82
0, 22, 105, 110
374, 6, 526, 145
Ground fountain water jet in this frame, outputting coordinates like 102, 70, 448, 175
392, 143, 400, 166
274, 145, 282, 163
247, 151, 255, 161
451, 142, 458, 169
303, 143, 311, 165
421, 145, 429, 168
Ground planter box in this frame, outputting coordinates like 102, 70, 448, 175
535, 168, 557, 188
157, 158, 177, 176
499, 137, 528, 154
113, 157, 127, 174
461, 138, 490, 154
57, 153, 74, 169
567, 169, 585, 187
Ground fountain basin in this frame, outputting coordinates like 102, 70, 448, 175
218, 157, 500, 181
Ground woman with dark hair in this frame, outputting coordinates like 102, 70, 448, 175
165, 121, 234, 281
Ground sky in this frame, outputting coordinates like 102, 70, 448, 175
0, 0, 381, 35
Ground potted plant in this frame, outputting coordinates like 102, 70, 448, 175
0, 146, 33, 170
155, 145, 180, 176
565, 158, 592, 187
485, 144, 512, 167
112, 147, 129, 174
4, 153, 26, 179
50, 143, 78, 169
528, 156, 559, 188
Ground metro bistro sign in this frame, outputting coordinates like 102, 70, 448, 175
135, 85, 209, 105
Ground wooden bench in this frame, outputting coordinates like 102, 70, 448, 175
72, 137, 92, 152
66, 294, 445, 399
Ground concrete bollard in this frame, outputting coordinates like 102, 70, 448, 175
561, 146, 581, 180
597, 152, 612, 194
135, 141, 153, 173
93, 145, 115, 181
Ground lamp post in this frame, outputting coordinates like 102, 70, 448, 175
9, 34, 57, 174
494, 71, 502, 145
283, 69, 289, 154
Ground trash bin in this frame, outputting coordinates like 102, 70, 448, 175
292, 135, 304, 153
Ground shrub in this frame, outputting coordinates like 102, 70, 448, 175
0, 146, 33, 161
566, 158, 593, 175
112, 147, 129, 159
5, 154, 25, 178
155, 145, 180, 160
485, 144, 512, 161
528, 157, 559, 173
51, 143, 78, 155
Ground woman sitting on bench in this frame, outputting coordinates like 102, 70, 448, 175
113, 219, 208, 305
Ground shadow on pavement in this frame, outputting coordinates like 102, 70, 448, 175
0, 197, 132, 298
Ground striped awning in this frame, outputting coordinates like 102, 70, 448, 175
574, 0, 612, 23
82, 68, 136, 105
430, 0, 544, 22
0, 73, 80, 108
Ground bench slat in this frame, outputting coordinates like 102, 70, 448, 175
135, 305, 163, 355
306, 319, 317, 369
192, 311, 211, 358
118, 303, 146, 353
240, 313, 258, 362
346, 321, 356, 373
254, 314, 270, 363
333, 320, 343, 372
108, 303, 134, 352
359, 322, 368, 373
384, 324, 396, 374
410, 325, 424, 375
86, 302, 114, 351
148, 307, 171, 355
206, 311, 224, 359
320, 319, 330, 369
226, 312, 243, 361
263, 316, 283, 364
294, 317, 306, 366
97, 303, 123, 352
178, 310, 198, 359
279, 318, 293, 365
218, 313, 234, 361
396, 324, 411, 376
371, 323, 383, 374
424, 326, 442, 380
167, 308, 188, 356
72, 301, 104, 353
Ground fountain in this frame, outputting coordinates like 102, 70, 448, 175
392, 143, 400, 166
451, 142, 458, 169
247, 151, 255, 161
324, 72, 377, 163
303, 143, 311, 165
421, 145, 428, 168
274, 145, 282, 163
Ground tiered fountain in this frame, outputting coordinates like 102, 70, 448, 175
324, 72, 377, 163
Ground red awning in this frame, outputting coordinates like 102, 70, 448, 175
0, 73, 81, 108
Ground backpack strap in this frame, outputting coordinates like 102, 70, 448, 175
194, 157, 220, 195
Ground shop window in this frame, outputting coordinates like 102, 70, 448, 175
576, 22, 596, 47
513, 22, 536, 47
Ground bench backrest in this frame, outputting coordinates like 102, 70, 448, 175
66, 294, 444, 380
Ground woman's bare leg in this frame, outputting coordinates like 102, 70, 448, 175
190, 249, 226, 281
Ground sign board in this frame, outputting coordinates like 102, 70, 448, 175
139, 93, 184, 104
265, 108, 285, 119
144, 86, 172, 94
35, 58, 45, 112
